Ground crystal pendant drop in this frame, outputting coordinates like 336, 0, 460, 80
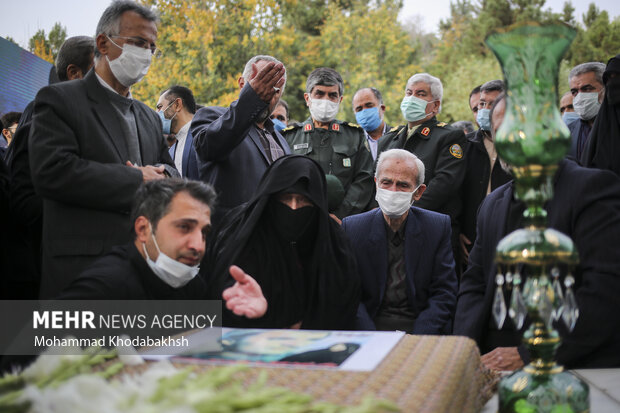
551, 266, 564, 321
509, 273, 527, 329
492, 273, 507, 329
535, 275, 554, 328
562, 274, 579, 331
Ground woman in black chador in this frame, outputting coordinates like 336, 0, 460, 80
206, 155, 360, 330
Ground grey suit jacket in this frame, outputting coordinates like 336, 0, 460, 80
29, 70, 176, 298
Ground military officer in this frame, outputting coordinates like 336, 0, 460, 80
282, 67, 374, 220
377, 73, 466, 257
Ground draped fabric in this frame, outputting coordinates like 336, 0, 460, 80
581, 54, 620, 176
206, 155, 360, 330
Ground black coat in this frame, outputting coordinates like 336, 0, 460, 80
459, 130, 512, 244
29, 70, 176, 298
58, 243, 206, 300
454, 159, 620, 368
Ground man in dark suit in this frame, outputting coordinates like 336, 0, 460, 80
454, 94, 620, 370
156, 85, 200, 180
4, 36, 95, 299
29, 1, 178, 298
191, 55, 289, 224
342, 149, 457, 334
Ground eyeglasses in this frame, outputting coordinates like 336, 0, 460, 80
109, 35, 162, 58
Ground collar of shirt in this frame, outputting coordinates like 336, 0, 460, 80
173, 121, 191, 172
95, 71, 133, 99
384, 212, 408, 245
407, 124, 422, 139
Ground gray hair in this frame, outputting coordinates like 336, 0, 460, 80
306, 67, 344, 97
94, 0, 159, 58
406, 73, 443, 112
56, 36, 95, 81
480, 79, 505, 94
375, 149, 425, 187
569, 62, 606, 85
130, 179, 217, 237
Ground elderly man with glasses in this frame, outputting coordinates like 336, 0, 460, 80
29, 0, 178, 299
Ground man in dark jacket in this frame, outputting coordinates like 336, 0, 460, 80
378, 72, 467, 260
454, 94, 620, 370
458, 81, 511, 268
60, 179, 267, 320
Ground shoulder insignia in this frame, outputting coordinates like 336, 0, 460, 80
421, 127, 430, 136
437, 122, 448, 127
304, 123, 313, 132
343, 122, 361, 129
389, 126, 400, 133
331, 123, 340, 132
449, 143, 463, 159
282, 125, 296, 132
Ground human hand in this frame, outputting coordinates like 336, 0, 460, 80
248, 61, 286, 103
459, 233, 471, 262
329, 213, 342, 225
126, 161, 165, 182
481, 347, 524, 371
222, 265, 267, 319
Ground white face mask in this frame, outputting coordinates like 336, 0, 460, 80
106, 37, 152, 87
309, 98, 340, 122
143, 230, 199, 288
375, 186, 419, 218
572, 92, 601, 121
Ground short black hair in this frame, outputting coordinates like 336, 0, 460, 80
469, 85, 482, 101
130, 179, 217, 237
480, 79, 505, 94
1, 112, 21, 128
56, 36, 95, 81
275, 99, 289, 120
163, 85, 197, 114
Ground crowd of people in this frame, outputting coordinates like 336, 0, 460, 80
1, 0, 619, 373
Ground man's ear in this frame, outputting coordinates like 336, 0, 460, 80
66, 64, 83, 80
413, 184, 427, 201
303, 93, 310, 106
134, 216, 151, 243
338, 95, 344, 104
95, 33, 109, 57
238, 76, 245, 90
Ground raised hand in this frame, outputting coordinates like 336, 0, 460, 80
248, 61, 286, 103
221, 265, 267, 319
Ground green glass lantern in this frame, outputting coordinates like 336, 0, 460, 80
484, 22, 590, 412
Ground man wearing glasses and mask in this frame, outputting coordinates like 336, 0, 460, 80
29, 0, 178, 299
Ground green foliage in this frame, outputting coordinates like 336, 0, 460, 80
27, 22, 67, 63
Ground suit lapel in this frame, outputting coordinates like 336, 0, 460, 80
404, 208, 422, 300
133, 103, 159, 165
85, 71, 129, 162
247, 127, 270, 164
182, 131, 193, 171
369, 209, 389, 300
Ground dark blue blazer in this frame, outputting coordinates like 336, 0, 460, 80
168, 128, 200, 180
342, 206, 457, 334
454, 159, 620, 368
191, 84, 290, 223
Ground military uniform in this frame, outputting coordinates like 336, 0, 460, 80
377, 116, 466, 225
282, 118, 374, 219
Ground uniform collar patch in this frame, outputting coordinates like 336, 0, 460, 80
304, 123, 313, 132
332, 123, 340, 132
421, 127, 430, 136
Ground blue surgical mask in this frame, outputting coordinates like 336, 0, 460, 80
355, 107, 383, 132
271, 117, 286, 132
562, 111, 580, 125
477, 108, 491, 131
400, 96, 433, 122
157, 101, 177, 134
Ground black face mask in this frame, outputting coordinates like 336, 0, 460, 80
606, 77, 620, 106
268, 199, 317, 243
